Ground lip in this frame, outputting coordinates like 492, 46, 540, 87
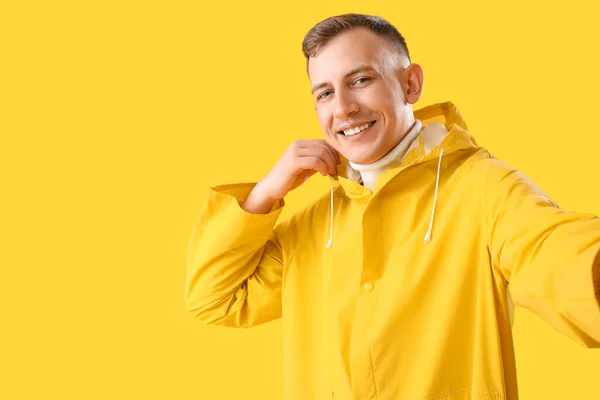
336, 120, 376, 134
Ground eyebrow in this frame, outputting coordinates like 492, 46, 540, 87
311, 66, 376, 94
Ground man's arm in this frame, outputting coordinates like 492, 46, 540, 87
185, 183, 286, 328
479, 158, 600, 347
185, 139, 340, 328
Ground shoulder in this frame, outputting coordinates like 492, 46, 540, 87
451, 149, 538, 189
452, 150, 557, 215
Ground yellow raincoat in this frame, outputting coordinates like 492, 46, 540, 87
185, 101, 600, 399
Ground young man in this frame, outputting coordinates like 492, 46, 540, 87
185, 13, 600, 400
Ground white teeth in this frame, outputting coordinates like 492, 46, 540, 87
343, 121, 374, 136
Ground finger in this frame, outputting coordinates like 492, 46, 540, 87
300, 146, 337, 176
319, 142, 341, 167
297, 156, 330, 177
293, 140, 341, 164
313, 143, 339, 174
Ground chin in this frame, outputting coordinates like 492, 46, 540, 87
347, 153, 376, 165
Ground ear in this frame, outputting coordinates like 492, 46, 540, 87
400, 63, 424, 104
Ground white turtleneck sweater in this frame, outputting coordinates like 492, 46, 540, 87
348, 119, 423, 191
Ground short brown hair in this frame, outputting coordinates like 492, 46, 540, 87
302, 13, 411, 62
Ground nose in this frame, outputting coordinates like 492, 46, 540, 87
333, 90, 359, 119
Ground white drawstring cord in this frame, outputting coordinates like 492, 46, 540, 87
424, 148, 444, 243
326, 177, 334, 248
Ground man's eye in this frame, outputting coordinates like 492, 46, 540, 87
318, 90, 332, 100
354, 77, 371, 85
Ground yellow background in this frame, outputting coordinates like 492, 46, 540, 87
2, 0, 599, 398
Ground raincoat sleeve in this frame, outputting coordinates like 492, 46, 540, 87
184, 183, 286, 328
485, 159, 600, 348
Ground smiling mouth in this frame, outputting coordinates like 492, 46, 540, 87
338, 121, 376, 137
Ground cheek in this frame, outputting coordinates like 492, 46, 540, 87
359, 86, 393, 113
315, 105, 332, 132
390, 83, 405, 108
375, 89, 403, 124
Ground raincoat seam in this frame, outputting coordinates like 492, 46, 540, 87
426, 388, 502, 399
469, 156, 510, 400
447, 156, 509, 400
509, 292, 594, 300
278, 229, 290, 293
368, 346, 380, 399
451, 156, 504, 271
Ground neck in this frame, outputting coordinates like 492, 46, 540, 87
348, 119, 422, 190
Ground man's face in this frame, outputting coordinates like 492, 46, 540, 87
308, 28, 422, 165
